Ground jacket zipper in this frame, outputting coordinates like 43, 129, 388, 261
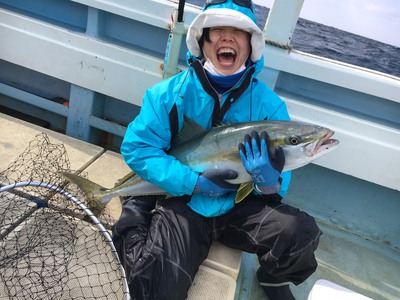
200, 65, 254, 105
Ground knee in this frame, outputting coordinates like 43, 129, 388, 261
259, 207, 321, 283
277, 206, 321, 252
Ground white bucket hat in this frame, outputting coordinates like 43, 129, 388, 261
186, 0, 264, 62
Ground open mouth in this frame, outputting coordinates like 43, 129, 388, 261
305, 131, 340, 156
217, 48, 236, 65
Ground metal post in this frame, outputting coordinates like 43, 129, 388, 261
162, 2, 187, 79
66, 85, 102, 143
263, 0, 304, 47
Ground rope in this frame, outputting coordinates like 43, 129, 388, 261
265, 39, 293, 51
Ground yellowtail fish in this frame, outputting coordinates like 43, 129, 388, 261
60, 117, 339, 206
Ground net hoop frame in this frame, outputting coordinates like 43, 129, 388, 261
0, 181, 131, 300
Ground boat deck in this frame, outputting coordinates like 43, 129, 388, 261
1, 113, 399, 300
0, 113, 242, 300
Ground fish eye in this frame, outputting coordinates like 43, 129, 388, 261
289, 135, 301, 145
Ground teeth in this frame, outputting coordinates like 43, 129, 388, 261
218, 48, 236, 55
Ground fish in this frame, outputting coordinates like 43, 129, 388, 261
60, 117, 339, 208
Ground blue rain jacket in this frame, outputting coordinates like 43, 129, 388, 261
121, 55, 291, 217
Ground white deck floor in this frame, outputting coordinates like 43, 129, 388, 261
0, 113, 242, 300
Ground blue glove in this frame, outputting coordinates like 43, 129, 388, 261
238, 131, 285, 194
194, 169, 240, 198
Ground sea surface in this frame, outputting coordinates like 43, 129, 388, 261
188, 1, 400, 78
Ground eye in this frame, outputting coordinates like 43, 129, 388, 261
235, 29, 246, 33
289, 135, 301, 145
211, 28, 222, 33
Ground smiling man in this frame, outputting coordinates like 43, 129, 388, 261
113, 1, 322, 299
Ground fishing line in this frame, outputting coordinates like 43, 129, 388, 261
0, 181, 131, 300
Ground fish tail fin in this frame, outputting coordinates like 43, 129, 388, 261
59, 171, 110, 208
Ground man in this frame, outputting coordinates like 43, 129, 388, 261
112, 1, 321, 299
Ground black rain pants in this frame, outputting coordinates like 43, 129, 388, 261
112, 194, 322, 300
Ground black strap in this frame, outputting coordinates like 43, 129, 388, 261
191, 60, 256, 126
215, 68, 255, 125
191, 60, 221, 126
169, 103, 179, 141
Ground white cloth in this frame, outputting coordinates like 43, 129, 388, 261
203, 53, 246, 76
187, 8, 264, 62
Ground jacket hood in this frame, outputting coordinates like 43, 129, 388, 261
186, 0, 264, 63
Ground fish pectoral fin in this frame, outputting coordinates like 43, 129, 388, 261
235, 182, 254, 204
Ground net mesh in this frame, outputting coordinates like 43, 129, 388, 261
0, 133, 129, 300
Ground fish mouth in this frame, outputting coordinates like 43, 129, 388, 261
305, 131, 340, 156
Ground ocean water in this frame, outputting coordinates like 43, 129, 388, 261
187, 1, 400, 78
292, 18, 400, 78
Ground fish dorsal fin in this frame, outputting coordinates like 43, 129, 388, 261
171, 115, 207, 148
235, 182, 254, 203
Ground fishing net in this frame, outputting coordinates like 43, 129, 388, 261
0, 133, 129, 300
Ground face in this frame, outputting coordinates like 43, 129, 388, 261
202, 26, 251, 75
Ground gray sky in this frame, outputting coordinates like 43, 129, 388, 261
254, 0, 400, 47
